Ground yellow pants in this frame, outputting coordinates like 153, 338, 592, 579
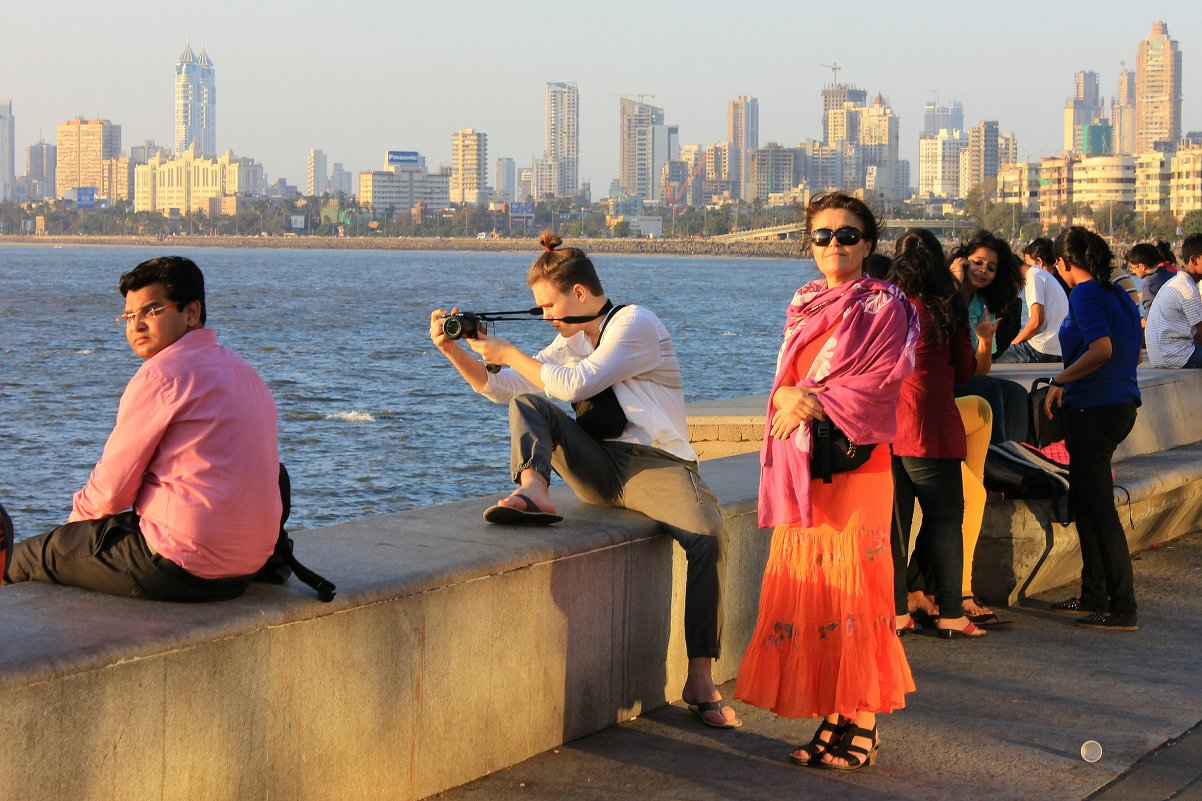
957, 395, 992, 597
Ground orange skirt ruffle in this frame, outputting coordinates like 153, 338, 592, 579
736, 448, 915, 718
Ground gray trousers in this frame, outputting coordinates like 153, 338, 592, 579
510, 393, 725, 659
7, 511, 254, 601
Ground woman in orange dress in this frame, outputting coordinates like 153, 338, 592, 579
736, 193, 919, 772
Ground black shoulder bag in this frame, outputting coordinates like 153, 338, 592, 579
572, 303, 629, 440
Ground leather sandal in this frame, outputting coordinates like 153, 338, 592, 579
937, 620, 987, 639
790, 718, 846, 766
820, 724, 878, 772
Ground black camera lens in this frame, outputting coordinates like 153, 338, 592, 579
441, 313, 479, 340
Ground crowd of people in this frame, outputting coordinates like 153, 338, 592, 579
1, 195, 1191, 775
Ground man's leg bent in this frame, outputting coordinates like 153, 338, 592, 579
618, 445, 725, 660
8, 513, 152, 597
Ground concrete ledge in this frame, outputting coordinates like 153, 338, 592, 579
0, 454, 766, 801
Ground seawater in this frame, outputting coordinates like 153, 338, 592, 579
0, 245, 816, 536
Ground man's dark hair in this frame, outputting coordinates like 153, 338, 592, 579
1022, 237, 1055, 267
1125, 243, 1161, 269
1182, 234, 1202, 265
118, 256, 207, 325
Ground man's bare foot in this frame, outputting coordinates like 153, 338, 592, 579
682, 657, 738, 727
496, 488, 557, 515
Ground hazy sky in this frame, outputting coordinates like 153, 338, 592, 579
4, 0, 1199, 192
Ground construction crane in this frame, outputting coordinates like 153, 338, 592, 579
820, 63, 841, 85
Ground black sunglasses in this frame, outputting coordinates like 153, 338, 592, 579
811, 227, 864, 247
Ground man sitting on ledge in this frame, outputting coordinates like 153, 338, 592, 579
1146, 234, 1202, 369
428, 231, 738, 729
1, 256, 281, 601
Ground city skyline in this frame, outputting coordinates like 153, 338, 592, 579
2, 1, 1199, 194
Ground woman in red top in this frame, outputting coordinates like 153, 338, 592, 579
887, 229, 984, 639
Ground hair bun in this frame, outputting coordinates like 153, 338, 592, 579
539, 230, 563, 252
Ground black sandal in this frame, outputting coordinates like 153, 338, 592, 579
820, 724, 878, 772
789, 718, 846, 766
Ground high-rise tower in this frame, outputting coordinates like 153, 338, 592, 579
727, 96, 759, 201
175, 44, 216, 157
450, 128, 488, 205
543, 82, 579, 198
1112, 68, 1136, 155
0, 100, 14, 201
1135, 21, 1182, 154
618, 97, 665, 199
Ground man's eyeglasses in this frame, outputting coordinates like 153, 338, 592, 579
116, 304, 177, 325
811, 227, 864, 247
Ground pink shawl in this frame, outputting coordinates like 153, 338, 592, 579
758, 275, 919, 528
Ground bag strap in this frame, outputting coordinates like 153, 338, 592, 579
277, 464, 337, 603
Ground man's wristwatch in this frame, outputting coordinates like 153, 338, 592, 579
1048, 378, 1063, 388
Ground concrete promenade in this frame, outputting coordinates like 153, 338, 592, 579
434, 532, 1202, 801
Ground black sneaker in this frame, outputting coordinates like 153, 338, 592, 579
1049, 597, 1088, 615
0, 501, 13, 584
1075, 611, 1138, 631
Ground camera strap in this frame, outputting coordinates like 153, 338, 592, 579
558, 299, 615, 325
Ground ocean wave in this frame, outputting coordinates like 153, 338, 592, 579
720, 331, 738, 337
73, 348, 94, 355
325, 410, 375, 423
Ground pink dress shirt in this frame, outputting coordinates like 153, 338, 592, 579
70, 328, 282, 579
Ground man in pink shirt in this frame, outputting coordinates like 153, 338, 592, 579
1, 256, 281, 600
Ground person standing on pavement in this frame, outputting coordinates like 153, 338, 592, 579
1044, 228, 1143, 631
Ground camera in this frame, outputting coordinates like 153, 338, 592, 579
440, 312, 483, 340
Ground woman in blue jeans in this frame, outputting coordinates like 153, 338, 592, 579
1043, 227, 1142, 631
887, 229, 983, 639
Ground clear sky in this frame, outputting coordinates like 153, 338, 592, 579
3, 0, 1199, 192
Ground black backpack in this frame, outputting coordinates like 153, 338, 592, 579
254, 464, 337, 602
983, 441, 1073, 525
1027, 378, 1065, 447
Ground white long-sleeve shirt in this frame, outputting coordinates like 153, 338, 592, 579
478, 304, 697, 461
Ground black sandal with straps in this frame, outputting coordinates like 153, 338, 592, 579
820, 724, 879, 772
789, 718, 846, 766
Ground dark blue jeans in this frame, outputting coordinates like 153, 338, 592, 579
1063, 402, 1139, 620
890, 455, 965, 619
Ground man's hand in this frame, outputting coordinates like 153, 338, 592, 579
465, 331, 516, 367
430, 307, 459, 350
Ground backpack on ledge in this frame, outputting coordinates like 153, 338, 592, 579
254, 464, 337, 602
983, 441, 1073, 525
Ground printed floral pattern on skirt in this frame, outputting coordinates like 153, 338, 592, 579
736, 446, 915, 719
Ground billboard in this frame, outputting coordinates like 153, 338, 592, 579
290, 215, 306, 230
387, 150, 421, 166
77, 187, 96, 209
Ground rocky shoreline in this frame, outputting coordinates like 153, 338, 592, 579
0, 234, 802, 260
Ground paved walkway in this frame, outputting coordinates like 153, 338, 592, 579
432, 531, 1202, 801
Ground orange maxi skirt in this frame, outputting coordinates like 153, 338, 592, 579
736, 446, 915, 719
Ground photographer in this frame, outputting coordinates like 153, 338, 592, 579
429, 230, 737, 729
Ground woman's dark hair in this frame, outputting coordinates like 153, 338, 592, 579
1125, 243, 1161, 269
864, 253, 892, 280
1054, 226, 1115, 285
118, 256, 207, 325
803, 192, 880, 256
949, 229, 1023, 315
528, 230, 604, 295
1022, 237, 1055, 267
888, 228, 962, 346
1155, 240, 1177, 265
